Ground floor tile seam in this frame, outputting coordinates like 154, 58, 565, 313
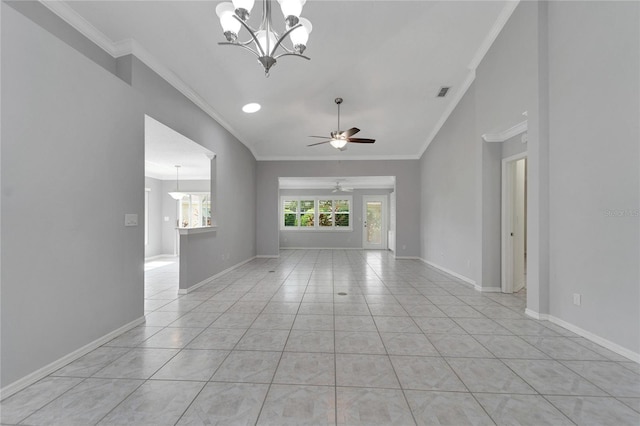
367, 307, 419, 426
615, 397, 640, 414
252, 259, 310, 426
536, 393, 582, 425
493, 355, 617, 399
5, 376, 93, 425
76, 375, 148, 426
557, 359, 640, 397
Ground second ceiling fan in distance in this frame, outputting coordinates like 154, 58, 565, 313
308, 98, 376, 151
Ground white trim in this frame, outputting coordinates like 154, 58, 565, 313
525, 308, 548, 320
39, 0, 120, 56
501, 152, 528, 293
394, 256, 421, 260
467, 1, 521, 70
257, 154, 421, 161
418, 70, 476, 157
178, 256, 257, 294
0, 316, 145, 399
37, 2, 258, 160
547, 315, 640, 363
417, 0, 520, 158
279, 247, 363, 250
177, 226, 217, 235
144, 254, 177, 262
482, 120, 528, 142
477, 286, 502, 293
280, 196, 353, 231
420, 259, 476, 287
362, 195, 388, 250
524, 310, 640, 363
255, 255, 280, 259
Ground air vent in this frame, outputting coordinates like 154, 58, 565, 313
437, 87, 450, 97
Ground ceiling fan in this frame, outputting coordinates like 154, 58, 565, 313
308, 98, 376, 151
332, 181, 353, 193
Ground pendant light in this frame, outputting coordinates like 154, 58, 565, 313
168, 165, 185, 200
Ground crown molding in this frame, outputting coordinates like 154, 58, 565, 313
256, 154, 421, 162
39, 0, 120, 56
482, 120, 528, 142
418, 0, 521, 158
418, 69, 476, 159
468, 0, 520, 70
38, 0, 258, 160
41, 0, 520, 163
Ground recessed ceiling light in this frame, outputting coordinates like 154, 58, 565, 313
242, 103, 261, 113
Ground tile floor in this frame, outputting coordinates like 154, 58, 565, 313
2, 249, 639, 425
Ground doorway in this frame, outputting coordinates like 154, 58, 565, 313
502, 153, 527, 293
363, 195, 388, 250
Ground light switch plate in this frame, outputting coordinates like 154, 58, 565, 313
125, 214, 138, 227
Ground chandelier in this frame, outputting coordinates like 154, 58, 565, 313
215, 0, 312, 76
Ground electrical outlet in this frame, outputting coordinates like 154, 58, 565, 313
573, 293, 581, 306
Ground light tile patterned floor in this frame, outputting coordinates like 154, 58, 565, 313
2, 249, 639, 425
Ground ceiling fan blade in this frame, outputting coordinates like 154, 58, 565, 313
343, 187, 354, 192
341, 127, 360, 138
332, 188, 338, 193
307, 140, 332, 147
347, 138, 376, 144
309, 135, 330, 139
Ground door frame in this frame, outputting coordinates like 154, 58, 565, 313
501, 152, 527, 293
362, 195, 388, 250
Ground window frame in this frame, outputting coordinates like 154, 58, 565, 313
280, 195, 353, 231
179, 192, 212, 229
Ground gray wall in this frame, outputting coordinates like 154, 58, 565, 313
123, 56, 257, 290
473, 1, 540, 292
257, 161, 420, 257
420, 84, 478, 282
419, 0, 639, 354
1, 1, 257, 389
279, 188, 393, 249
547, 1, 639, 353
1, 4, 144, 386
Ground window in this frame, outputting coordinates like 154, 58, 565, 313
281, 196, 352, 230
179, 193, 211, 228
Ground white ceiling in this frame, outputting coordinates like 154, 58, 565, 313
48, 1, 515, 160
279, 176, 395, 190
145, 115, 214, 180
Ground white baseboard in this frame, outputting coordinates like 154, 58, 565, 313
524, 309, 639, 363
0, 316, 145, 399
280, 247, 363, 250
178, 256, 257, 294
256, 255, 279, 259
548, 315, 640, 363
476, 286, 502, 293
420, 259, 477, 287
144, 254, 177, 261
394, 256, 421, 260
525, 308, 548, 320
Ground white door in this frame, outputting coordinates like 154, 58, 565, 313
502, 154, 527, 293
362, 196, 387, 250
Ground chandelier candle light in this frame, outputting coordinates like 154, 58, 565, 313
215, 0, 312, 76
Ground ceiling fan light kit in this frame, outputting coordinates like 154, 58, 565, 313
215, 0, 312, 76
308, 98, 376, 151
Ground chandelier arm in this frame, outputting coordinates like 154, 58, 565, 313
268, 22, 302, 56
218, 42, 261, 58
233, 14, 267, 57
273, 52, 311, 61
